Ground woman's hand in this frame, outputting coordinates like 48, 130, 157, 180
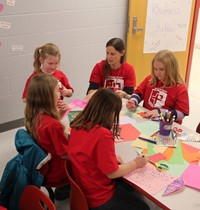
115, 90, 127, 99
126, 100, 137, 110
84, 90, 97, 102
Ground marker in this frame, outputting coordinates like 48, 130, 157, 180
159, 113, 165, 122
138, 136, 157, 144
170, 115, 176, 122
150, 117, 160, 122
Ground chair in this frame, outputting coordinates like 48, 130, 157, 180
40, 160, 70, 203
196, 123, 200, 134
65, 160, 89, 210
0, 206, 7, 210
19, 185, 56, 210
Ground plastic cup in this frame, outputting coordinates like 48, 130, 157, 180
159, 121, 173, 136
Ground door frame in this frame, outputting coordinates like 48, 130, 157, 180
186, 0, 200, 87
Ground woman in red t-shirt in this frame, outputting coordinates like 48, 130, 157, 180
85, 38, 136, 101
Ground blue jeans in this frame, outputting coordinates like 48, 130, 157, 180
89, 179, 150, 210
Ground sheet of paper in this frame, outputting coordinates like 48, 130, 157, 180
134, 121, 159, 137
119, 115, 136, 125
131, 138, 148, 149
149, 153, 166, 162
124, 163, 176, 195
181, 164, 200, 190
117, 124, 141, 142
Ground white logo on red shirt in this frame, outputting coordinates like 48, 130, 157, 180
148, 88, 167, 108
104, 76, 124, 90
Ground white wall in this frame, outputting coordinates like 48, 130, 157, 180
0, 0, 128, 124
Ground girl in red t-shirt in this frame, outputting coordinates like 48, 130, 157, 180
126, 50, 189, 124
22, 43, 74, 116
24, 74, 69, 199
69, 88, 149, 210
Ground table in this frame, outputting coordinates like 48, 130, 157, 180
64, 99, 200, 210
115, 101, 200, 210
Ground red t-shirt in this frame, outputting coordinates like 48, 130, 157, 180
68, 125, 119, 208
22, 70, 74, 99
135, 75, 189, 123
36, 113, 69, 186
89, 60, 136, 90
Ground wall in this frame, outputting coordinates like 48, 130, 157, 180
0, 0, 128, 124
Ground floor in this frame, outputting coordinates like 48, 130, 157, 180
0, 47, 199, 210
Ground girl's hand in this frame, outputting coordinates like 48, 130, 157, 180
60, 86, 73, 97
57, 100, 69, 114
126, 100, 136, 110
134, 155, 148, 169
144, 109, 158, 119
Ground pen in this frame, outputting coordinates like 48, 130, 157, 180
138, 136, 157, 144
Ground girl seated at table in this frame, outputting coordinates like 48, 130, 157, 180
68, 88, 149, 210
126, 50, 189, 124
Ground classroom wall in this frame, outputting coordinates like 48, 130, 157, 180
0, 0, 128, 124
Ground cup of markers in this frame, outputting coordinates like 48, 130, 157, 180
159, 111, 175, 136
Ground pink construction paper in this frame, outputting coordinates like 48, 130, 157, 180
124, 163, 176, 195
181, 164, 200, 190
0, 3, 4, 13
70, 99, 87, 108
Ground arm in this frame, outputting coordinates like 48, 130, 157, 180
84, 82, 99, 101
115, 87, 134, 99
60, 86, 73, 97
86, 82, 99, 95
126, 93, 142, 110
59, 71, 74, 97
107, 155, 148, 179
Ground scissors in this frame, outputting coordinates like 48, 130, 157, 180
173, 127, 182, 135
149, 160, 169, 171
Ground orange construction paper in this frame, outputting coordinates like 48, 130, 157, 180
119, 124, 141, 141
181, 142, 200, 163
162, 147, 174, 162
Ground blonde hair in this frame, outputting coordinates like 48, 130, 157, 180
24, 74, 60, 140
150, 50, 185, 87
33, 43, 61, 72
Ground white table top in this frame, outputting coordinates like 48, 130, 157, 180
115, 117, 200, 210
